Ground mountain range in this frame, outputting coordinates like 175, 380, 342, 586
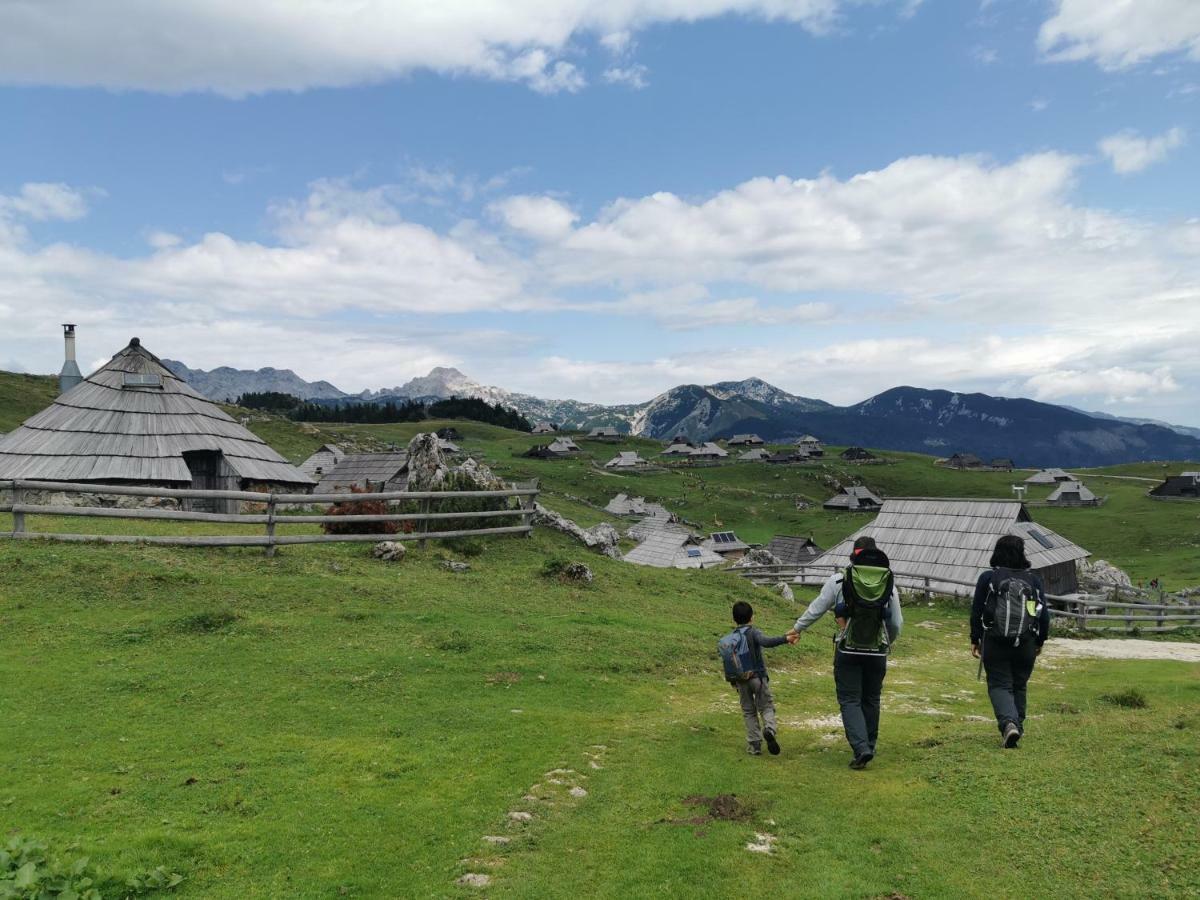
161, 360, 1200, 468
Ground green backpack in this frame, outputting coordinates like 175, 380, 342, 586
839, 565, 894, 655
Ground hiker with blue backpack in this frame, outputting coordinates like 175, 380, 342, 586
786, 536, 902, 770
971, 535, 1050, 748
719, 601, 796, 756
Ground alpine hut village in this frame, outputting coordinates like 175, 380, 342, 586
4, 6, 1200, 894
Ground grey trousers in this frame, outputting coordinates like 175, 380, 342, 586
982, 636, 1038, 733
833, 650, 887, 756
734, 676, 776, 745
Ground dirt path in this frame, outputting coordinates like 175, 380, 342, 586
1044, 638, 1200, 662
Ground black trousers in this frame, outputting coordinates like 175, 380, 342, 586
833, 650, 888, 756
982, 635, 1039, 733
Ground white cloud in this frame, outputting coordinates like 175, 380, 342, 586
490, 195, 579, 241
0, 182, 92, 223
1098, 127, 1187, 174
603, 65, 650, 89
1030, 97, 1049, 112
1039, 0, 1200, 70
971, 45, 998, 65
0, 0, 905, 96
1024, 366, 1180, 404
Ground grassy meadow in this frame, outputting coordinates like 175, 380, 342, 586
1, 532, 1198, 898
3, 393, 1200, 897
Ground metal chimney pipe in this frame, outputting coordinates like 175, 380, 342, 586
59, 324, 83, 395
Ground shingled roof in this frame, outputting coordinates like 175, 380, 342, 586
811, 498, 1089, 595
314, 452, 409, 494
0, 338, 314, 487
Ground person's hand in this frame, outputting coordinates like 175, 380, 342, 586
971, 644, 980, 659
786, 631, 799, 645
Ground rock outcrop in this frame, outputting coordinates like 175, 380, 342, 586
732, 548, 783, 568
532, 504, 621, 559
372, 541, 406, 562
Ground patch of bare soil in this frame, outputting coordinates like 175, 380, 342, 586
1044, 638, 1200, 663
658, 794, 756, 827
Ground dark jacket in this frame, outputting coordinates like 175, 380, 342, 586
735, 626, 789, 680
971, 568, 1051, 646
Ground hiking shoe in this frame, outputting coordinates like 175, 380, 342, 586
1002, 723, 1021, 748
764, 730, 781, 756
849, 751, 874, 770
747, 741, 762, 756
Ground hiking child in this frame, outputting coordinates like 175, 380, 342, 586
719, 601, 795, 756
787, 537, 902, 769
971, 535, 1050, 748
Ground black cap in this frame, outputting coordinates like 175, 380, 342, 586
854, 547, 890, 569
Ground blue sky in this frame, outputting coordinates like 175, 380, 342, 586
1, 0, 1198, 424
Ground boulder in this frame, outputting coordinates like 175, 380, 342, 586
372, 541, 406, 562
775, 581, 795, 602
562, 562, 594, 584
404, 432, 449, 492
733, 548, 783, 568
442, 560, 471, 573
455, 457, 508, 491
532, 503, 622, 559
1078, 558, 1132, 589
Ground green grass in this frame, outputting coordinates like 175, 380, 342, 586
0, 371, 58, 433
1, 533, 1197, 898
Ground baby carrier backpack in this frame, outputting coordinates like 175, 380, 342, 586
983, 568, 1043, 645
718, 626, 757, 682
839, 564, 894, 655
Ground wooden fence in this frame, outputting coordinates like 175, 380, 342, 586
733, 563, 1200, 633
0, 478, 539, 556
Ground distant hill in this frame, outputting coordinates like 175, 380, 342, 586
151, 361, 1200, 468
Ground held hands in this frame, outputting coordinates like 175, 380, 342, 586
785, 629, 800, 645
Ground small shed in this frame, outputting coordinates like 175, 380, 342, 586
738, 448, 771, 462
689, 442, 729, 460
315, 452, 409, 494
810, 498, 1090, 596
586, 426, 622, 441
549, 438, 582, 454
1046, 481, 1099, 506
840, 446, 877, 462
660, 442, 696, 457
531, 422, 557, 435
991, 458, 1014, 471
946, 453, 985, 469
766, 535, 824, 566
1149, 472, 1200, 499
666, 432, 692, 445
300, 444, 345, 479
823, 485, 884, 511
701, 531, 751, 560
1025, 468, 1073, 485
604, 451, 647, 469
728, 434, 765, 446
624, 527, 726, 569
766, 450, 809, 465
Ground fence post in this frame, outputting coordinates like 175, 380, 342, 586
264, 495, 277, 558
11, 482, 25, 536
418, 497, 431, 549
923, 576, 931, 602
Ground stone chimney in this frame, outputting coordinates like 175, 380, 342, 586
59, 324, 83, 394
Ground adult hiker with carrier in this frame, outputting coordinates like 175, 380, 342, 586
787, 536, 902, 770
971, 534, 1050, 748
719, 601, 796, 756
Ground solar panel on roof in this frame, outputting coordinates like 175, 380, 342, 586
712, 531, 735, 543
122, 373, 163, 388
686, 548, 702, 558
1026, 528, 1054, 549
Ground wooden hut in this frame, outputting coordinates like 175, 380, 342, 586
1148, 472, 1200, 500
0, 337, 314, 512
531, 422, 557, 435
738, 448, 771, 462
766, 535, 823, 566
727, 434, 765, 446
823, 485, 883, 511
689, 442, 729, 460
810, 498, 1089, 596
604, 451, 647, 469
1046, 480, 1099, 506
794, 435, 824, 456
840, 446, 876, 462
766, 450, 809, 465
945, 453, 985, 470
624, 526, 725, 569
990, 458, 1014, 472
585, 426, 622, 441
660, 442, 695, 457
1025, 468, 1073, 485
315, 452, 409, 494
701, 530, 751, 560
300, 444, 345, 479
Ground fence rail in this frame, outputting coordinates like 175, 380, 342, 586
0, 478, 539, 555
733, 562, 1200, 633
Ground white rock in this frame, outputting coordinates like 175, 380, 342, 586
569, 786, 588, 798
456, 873, 491, 887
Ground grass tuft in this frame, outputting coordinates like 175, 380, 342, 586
1099, 688, 1148, 709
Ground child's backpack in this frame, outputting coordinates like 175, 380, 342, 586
718, 626, 757, 683
983, 568, 1043, 645
839, 564, 894, 655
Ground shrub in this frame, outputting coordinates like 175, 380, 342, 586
0, 833, 183, 898
1100, 688, 1148, 709
322, 486, 400, 536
